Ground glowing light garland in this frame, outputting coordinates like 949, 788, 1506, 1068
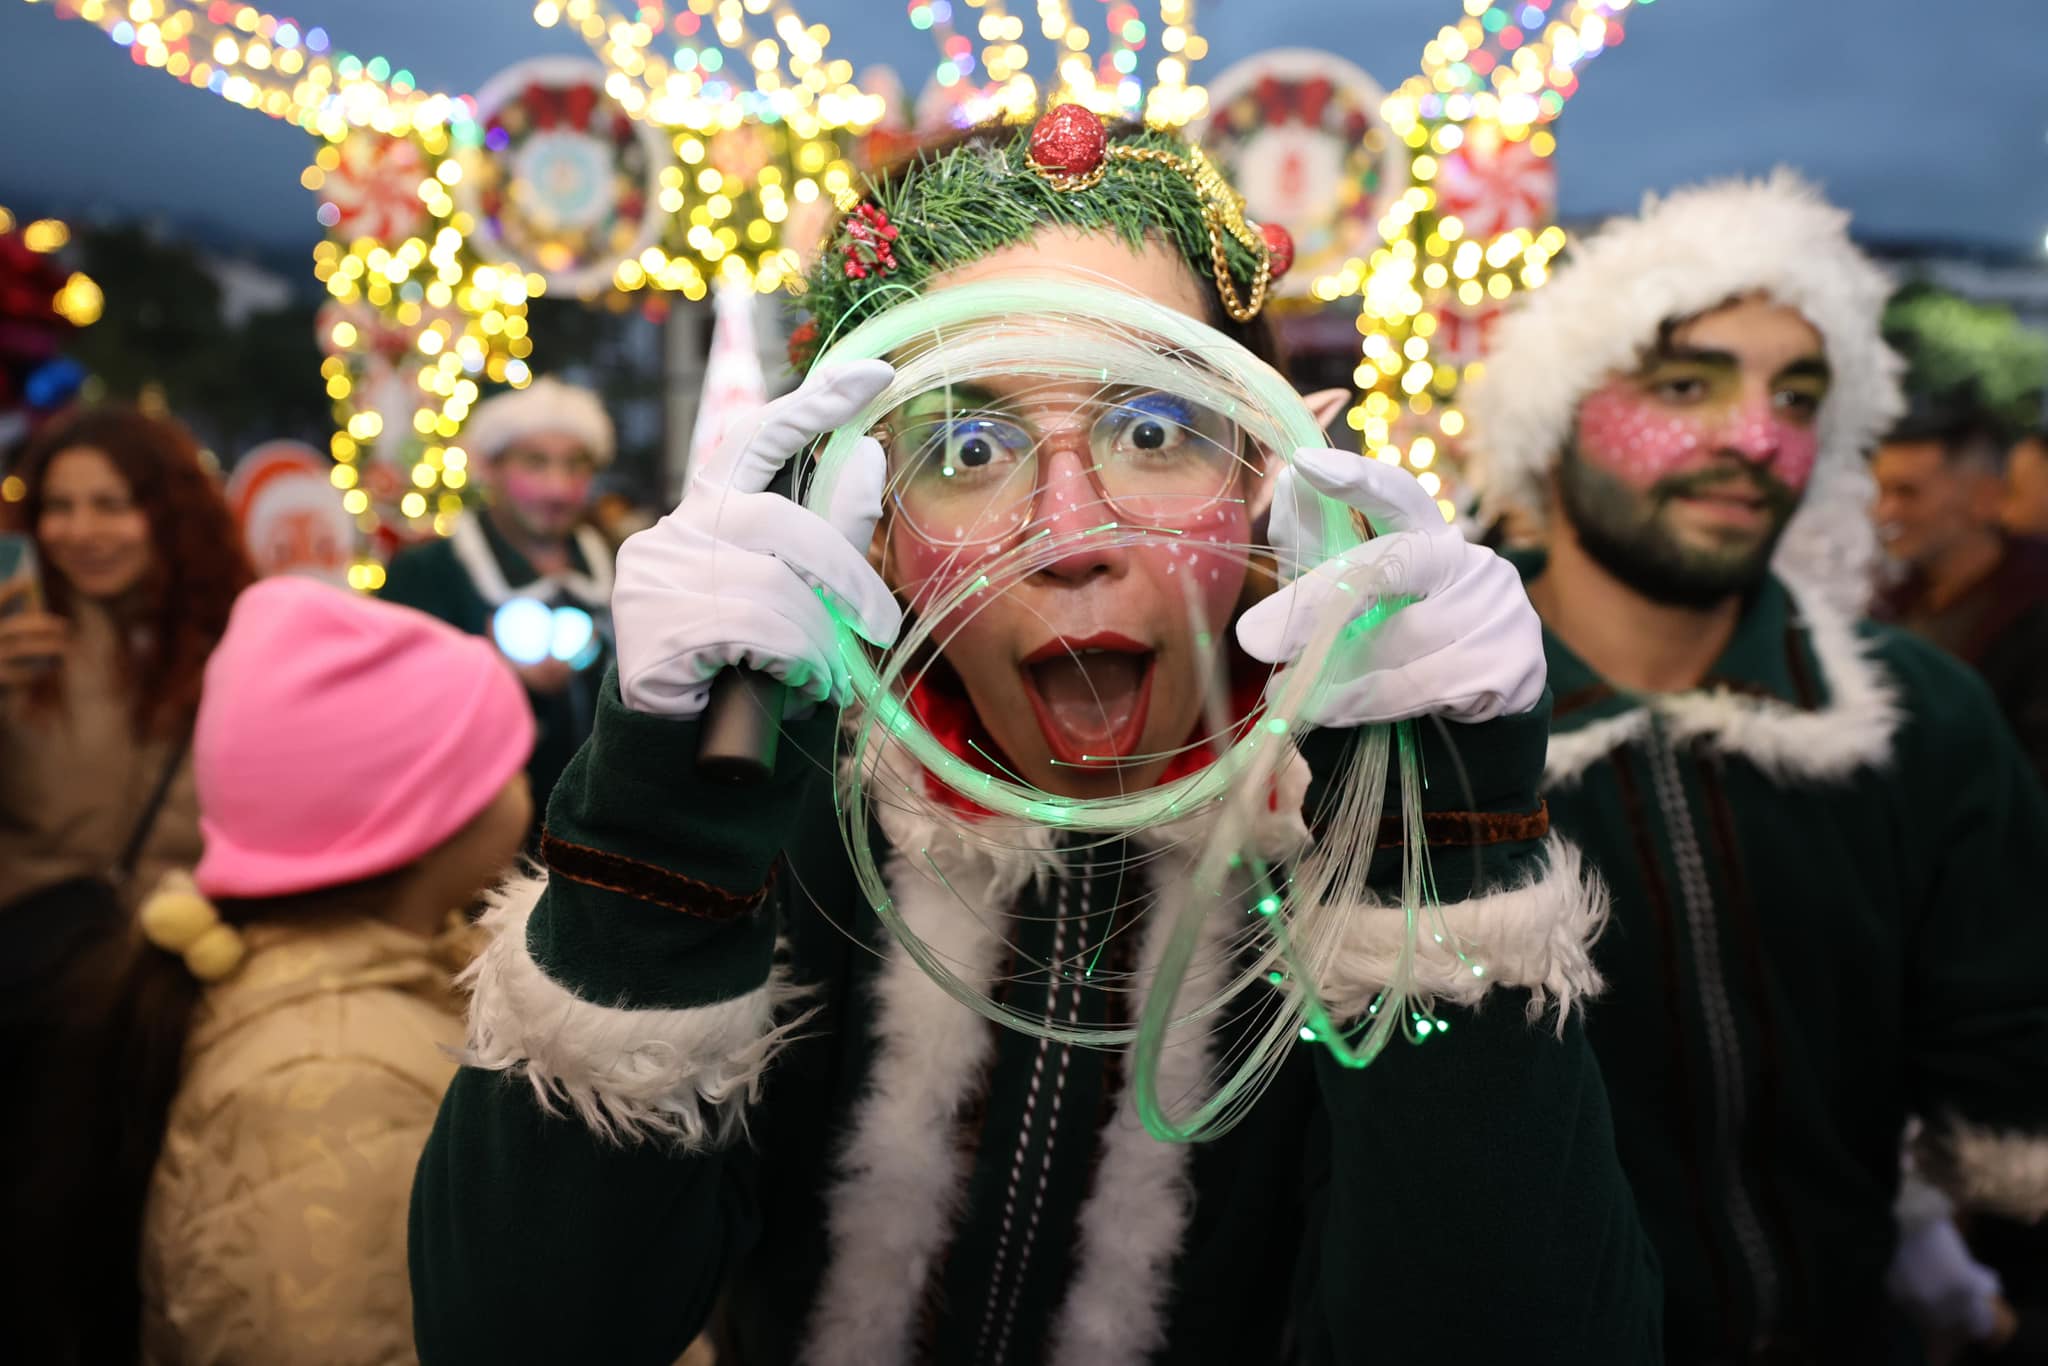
22, 0, 462, 137
21, 0, 1654, 551
1320, 0, 1655, 513
909, 0, 1209, 128
536, 0, 883, 294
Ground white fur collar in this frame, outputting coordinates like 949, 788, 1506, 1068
449, 512, 614, 608
803, 795, 1235, 1366
1545, 578, 1901, 787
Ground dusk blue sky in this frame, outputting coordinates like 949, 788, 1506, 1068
2, 0, 2043, 258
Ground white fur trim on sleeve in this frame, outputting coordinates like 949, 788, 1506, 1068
460, 872, 812, 1148
1313, 836, 1609, 1029
1920, 1117, 2048, 1223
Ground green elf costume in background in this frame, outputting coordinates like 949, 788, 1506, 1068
1465, 173, 2048, 1363
382, 378, 617, 822
409, 117, 1662, 1365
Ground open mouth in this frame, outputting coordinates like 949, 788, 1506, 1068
1019, 632, 1157, 766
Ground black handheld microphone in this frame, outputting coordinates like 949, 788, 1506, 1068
695, 667, 788, 784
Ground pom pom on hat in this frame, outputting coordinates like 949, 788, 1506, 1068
461, 376, 615, 467
192, 578, 536, 900
140, 870, 248, 982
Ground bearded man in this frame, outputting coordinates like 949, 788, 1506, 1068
1467, 173, 2048, 1364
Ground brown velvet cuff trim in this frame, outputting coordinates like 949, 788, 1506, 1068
540, 831, 774, 921
1374, 801, 1550, 849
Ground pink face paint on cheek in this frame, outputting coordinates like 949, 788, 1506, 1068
1137, 501, 1250, 627
502, 470, 590, 511
888, 525, 1003, 619
1573, 382, 1709, 489
1724, 404, 1820, 490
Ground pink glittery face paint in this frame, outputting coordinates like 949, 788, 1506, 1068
1573, 375, 1822, 494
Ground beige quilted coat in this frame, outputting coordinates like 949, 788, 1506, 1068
139, 914, 473, 1365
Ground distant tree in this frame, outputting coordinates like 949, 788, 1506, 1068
66, 224, 326, 459
1884, 284, 2048, 442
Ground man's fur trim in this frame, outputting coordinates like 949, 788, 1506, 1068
1464, 170, 1903, 610
1545, 577, 1902, 786
449, 513, 615, 608
1312, 835, 1608, 1027
459, 872, 810, 1148
1920, 1117, 2048, 1223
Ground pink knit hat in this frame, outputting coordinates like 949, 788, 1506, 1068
192, 577, 535, 899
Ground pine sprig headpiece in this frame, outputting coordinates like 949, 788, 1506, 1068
794, 108, 1292, 370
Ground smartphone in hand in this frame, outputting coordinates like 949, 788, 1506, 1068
0, 533, 43, 617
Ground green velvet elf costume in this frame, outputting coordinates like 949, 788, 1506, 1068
409, 113, 1662, 1365
1463, 174, 2048, 1362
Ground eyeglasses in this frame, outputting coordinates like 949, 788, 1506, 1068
876, 384, 1250, 548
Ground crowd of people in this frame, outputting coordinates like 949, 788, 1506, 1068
1, 107, 2045, 1366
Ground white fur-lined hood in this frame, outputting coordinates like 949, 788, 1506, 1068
1464, 170, 1903, 615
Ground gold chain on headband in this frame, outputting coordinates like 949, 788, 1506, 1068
1026, 127, 1273, 323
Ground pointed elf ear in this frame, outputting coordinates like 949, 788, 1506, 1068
1301, 388, 1352, 435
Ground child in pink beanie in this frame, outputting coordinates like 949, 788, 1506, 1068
23, 578, 535, 1366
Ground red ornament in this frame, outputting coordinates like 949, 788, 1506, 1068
1257, 222, 1295, 277
1029, 104, 1108, 178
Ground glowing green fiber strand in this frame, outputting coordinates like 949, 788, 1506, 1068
799, 279, 1444, 1141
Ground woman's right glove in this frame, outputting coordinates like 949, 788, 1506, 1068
613, 360, 902, 718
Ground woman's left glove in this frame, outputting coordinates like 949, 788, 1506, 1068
1235, 447, 1545, 727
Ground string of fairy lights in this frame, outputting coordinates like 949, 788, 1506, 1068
1317, 0, 1651, 513
19, 0, 463, 137
908, 0, 1206, 127
0, 207, 103, 331
0, 205, 101, 506
538, 0, 884, 298
19, 0, 1656, 547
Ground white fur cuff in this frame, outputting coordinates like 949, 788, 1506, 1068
461, 873, 811, 1148
1314, 836, 1609, 1028
1922, 1119, 2048, 1222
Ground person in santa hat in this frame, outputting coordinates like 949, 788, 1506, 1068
382, 376, 616, 825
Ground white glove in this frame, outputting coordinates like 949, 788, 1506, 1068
1887, 1215, 2005, 1343
613, 361, 903, 718
1235, 447, 1545, 728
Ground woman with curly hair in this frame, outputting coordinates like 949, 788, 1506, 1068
0, 406, 254, 911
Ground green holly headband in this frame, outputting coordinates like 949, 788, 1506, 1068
791, 107, 1295, 371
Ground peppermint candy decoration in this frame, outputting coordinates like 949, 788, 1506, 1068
1433, 136, 1557, 243
319, 133, 429, 244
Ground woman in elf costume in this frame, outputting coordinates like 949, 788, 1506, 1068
411, 112, 1661, 1365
